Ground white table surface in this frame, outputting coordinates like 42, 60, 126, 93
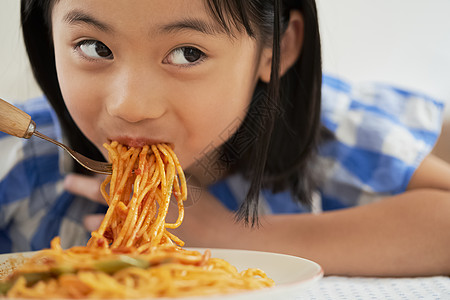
298, 276, 450, 300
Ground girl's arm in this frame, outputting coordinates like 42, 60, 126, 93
408, 154, 450, 190
174, 188, 450, 277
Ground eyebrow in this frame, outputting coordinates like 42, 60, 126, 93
63, 10, 113, 33
159, 18, 227, 36
62, 9, 228, 37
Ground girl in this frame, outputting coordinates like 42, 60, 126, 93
1, 0, 449, 276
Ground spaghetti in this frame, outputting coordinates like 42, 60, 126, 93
0, 142, 274, 298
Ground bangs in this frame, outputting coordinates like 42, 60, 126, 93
204, 0, 274, 40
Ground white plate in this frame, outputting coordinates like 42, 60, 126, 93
0, 248, 323, 300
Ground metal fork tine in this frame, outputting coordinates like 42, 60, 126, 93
0, 98, 112, 174
33, 131, 112, 175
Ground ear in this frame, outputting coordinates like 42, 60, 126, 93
258, 10, 304, 83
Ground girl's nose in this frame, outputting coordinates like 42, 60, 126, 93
106, 68, 166, 123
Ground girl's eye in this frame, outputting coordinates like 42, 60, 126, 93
76, 40, 113, 60
164, 47, 206, 66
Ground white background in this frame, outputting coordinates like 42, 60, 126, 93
316, 0, 450, 110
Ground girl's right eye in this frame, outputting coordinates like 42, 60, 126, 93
76, 40, 114, 60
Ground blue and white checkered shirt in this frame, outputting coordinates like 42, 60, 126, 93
0, 98, 106, 253
210, 75, 444, 214
0, 75, 444, 253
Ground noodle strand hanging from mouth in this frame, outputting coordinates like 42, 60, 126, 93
88, 142, 186, 250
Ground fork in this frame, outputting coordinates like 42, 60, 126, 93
0, 98, 112, 175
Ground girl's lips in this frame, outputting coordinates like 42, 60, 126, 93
108, 137, 170, 148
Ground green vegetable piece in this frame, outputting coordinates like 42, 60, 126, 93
22, 272, 53, 286
4, 265, 75, 290
0, 281, 13, 295
0, 257, 150, 293
0, 271, 55, 293
51, 264, 76, 275
94, 256, 150, 274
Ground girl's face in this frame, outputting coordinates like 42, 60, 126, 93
51, 0, 266, 170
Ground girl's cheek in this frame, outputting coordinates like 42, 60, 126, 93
55, 56, 106, 149
56, 52, 107, 115
58, 70, 95, 115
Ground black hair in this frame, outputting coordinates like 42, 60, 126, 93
21, 0, 322, 225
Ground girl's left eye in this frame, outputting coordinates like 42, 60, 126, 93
76, 40, 114, 60
164, 47, 206, 66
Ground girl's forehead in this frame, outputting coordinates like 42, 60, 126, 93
53, 0, 209, 15
51, 0, 231, 36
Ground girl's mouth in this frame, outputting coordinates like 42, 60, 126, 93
108, 137, 171, 148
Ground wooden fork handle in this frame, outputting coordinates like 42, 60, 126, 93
0, 98, 35, 138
